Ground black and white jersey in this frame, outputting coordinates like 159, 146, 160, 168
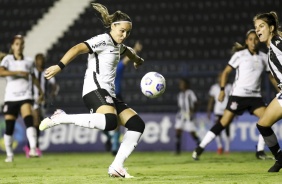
177, 89, 197, 120
0, 54, 34, 102
228, 49, 269, 97
33, 68, 55, 102
209, 83, 232, 115
267, 35, 282, 86
83, 33, 127, 97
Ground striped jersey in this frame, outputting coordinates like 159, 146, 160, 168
228, 49, 269, 97
33, 68, 56, 102
83, 33, 127, 97
0, 54, 34, 101
267, 35, 282, 87
177, 89, 197, 119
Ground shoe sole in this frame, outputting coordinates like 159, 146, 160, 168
39, 118, 52, 131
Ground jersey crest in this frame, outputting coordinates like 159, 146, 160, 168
105, 96, 114, 104
230, 101, 238, 110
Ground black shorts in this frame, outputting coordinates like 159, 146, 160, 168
82, 89, 129, 114
3, 100, 33, 117
225, 96, 266, 115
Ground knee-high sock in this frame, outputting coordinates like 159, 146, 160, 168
222, 132, 230, 152
111, 131, 142, 167
257, 134, 265, 152
26, 127, 37, 149
257, 124, 280, 157
4, 134, 13, 157
53, 113, 106, 130
199, 131, 216, 148
175, 133, 181, 153
215, 135, 222, 149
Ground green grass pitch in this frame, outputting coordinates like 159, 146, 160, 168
0, 151, 280, 184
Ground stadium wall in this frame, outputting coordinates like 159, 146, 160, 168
0, 113, 281, 153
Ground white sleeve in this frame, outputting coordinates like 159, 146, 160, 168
228, 52, 240, 69
0, 55, 9, 68
84, 35, 106, 54
190, 90, 197, 103
208, 85, 215, 97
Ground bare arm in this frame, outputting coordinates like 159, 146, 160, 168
123, 47, 144, 69
121, 41, 143, 66
32, 74, 44, 103
0, 66, 29, 78
218, 65, 233, 102
207, 96, 214, 120
45, 43, 90, 79
268, 73, 280, 92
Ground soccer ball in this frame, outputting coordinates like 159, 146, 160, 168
140, 72, 166, 98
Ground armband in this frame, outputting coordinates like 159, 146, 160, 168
220, 87, 225, 91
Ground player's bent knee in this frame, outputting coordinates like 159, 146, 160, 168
125, 115, 145, 133
104, 113, 118, 131
256, 124, 273, 136
24, 115, 34, 128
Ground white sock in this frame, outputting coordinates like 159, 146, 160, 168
4, 134, 13, 157
111, 131, 142, 168
215, 135, 222, 149
26, 127, 37, 149
222, 132, 230, 152
53, 113, 106, 130
257, 134, 265, 152
199, 131, 216, 148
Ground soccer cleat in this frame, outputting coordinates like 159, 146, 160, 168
29, 148, 39, 157
23, 145, 30, 158
108, 165, 134, 178
268, 161, 282, 172
36, 148, 42, 157
217, 147, 223, 155
256, 151, 274, 160
5, 156, 13, 163
39, 109, 66, 131
192, 146, 204, 160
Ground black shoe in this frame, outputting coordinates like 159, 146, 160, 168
192, 146, 204, 160
256, 151, 274, 160
268, 161, 282, 172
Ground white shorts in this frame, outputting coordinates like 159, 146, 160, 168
175, 116, 197, 132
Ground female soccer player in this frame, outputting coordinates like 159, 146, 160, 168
254, 11, 282, 172
192, 29, 278, 161
174, 78, 200, 154
207, 72, 232, 154
39, 3, 145, 178
0, 35, 44, 162
23, 53, 59, 157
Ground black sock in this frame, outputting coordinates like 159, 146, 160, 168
257, 124, 281, 157
210, 123, 225, 136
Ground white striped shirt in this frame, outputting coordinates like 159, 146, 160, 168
267, 35, 282, 88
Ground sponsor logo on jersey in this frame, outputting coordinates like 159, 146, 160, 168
92, 41, 106, 49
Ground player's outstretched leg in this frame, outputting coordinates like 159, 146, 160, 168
39, 109, 66, 130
